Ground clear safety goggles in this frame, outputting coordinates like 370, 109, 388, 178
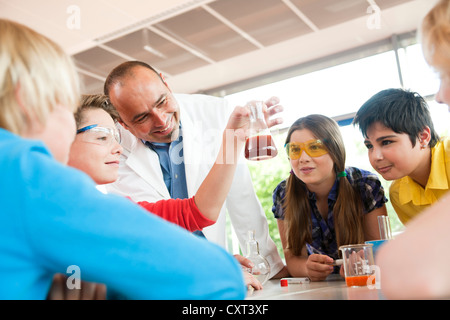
284, 139, 328, 159
76, 124, 121, 146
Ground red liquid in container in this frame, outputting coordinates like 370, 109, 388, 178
245, 135, 278, 161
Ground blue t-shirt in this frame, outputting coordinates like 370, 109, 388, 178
272, 167, 387, 259
0, 128, 245, 299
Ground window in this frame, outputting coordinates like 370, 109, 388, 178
226, 49, 401, 129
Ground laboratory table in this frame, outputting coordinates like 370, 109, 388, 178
246, 275, 385, 300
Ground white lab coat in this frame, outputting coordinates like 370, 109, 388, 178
105, 93, 284, 277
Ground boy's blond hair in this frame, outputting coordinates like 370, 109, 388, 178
0, 19, 80, 135
74, 94, 120, 129
421, 0, 450, 74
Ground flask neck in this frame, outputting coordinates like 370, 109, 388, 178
249, 102, 264, 121
246, 241, 260, 256
246, 230, 260, 256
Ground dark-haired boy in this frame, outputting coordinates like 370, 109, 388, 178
353, 88, 449, 224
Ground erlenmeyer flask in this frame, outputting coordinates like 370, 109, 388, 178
244, 101, 278, 161
244, 230, 271, 285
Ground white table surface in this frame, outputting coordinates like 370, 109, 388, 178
246, 275, 385, 300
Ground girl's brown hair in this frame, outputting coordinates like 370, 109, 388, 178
283, 114, 364, 256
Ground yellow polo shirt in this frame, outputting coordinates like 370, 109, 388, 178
389, 137, 450, 225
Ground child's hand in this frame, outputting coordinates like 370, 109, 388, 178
306, 254, 334, 281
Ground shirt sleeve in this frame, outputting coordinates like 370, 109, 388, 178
389, 182, 413, 225
351, 168, 388, 214
137, 197, 215, 232
272, 180, 288, 220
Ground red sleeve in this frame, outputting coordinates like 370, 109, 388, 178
136, 197, 215, 232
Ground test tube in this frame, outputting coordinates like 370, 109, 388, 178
378, 215, 392, 240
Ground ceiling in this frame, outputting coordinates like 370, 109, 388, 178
0, 0, 437, 95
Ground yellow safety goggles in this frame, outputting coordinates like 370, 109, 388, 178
284, 139, 328, 159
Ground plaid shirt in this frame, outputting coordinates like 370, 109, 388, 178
272, 167, 387, 260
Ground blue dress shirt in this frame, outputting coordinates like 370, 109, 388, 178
145, 125, 188, 200
144, 124, 204, 237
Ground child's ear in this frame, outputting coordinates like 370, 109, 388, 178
418, 126, 432, 148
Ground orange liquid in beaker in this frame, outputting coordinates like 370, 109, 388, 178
345, 275, 375, 287
245, 135, 278, 161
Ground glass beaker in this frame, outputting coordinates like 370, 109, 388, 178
244, 101, 278, 161
339, 244, 376, 287
378, 215, 392, 240
364, 215, 393, 257
245, 230, 270, 285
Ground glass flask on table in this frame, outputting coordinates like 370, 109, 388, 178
244, 230, 270, 285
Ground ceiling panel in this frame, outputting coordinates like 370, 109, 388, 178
289, 0, 373, 29
208, 0, 313, 46
73, 46, 127, 77
153, 6, 259, 61
104, 28, 209, 75
375, 0, 413, 9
